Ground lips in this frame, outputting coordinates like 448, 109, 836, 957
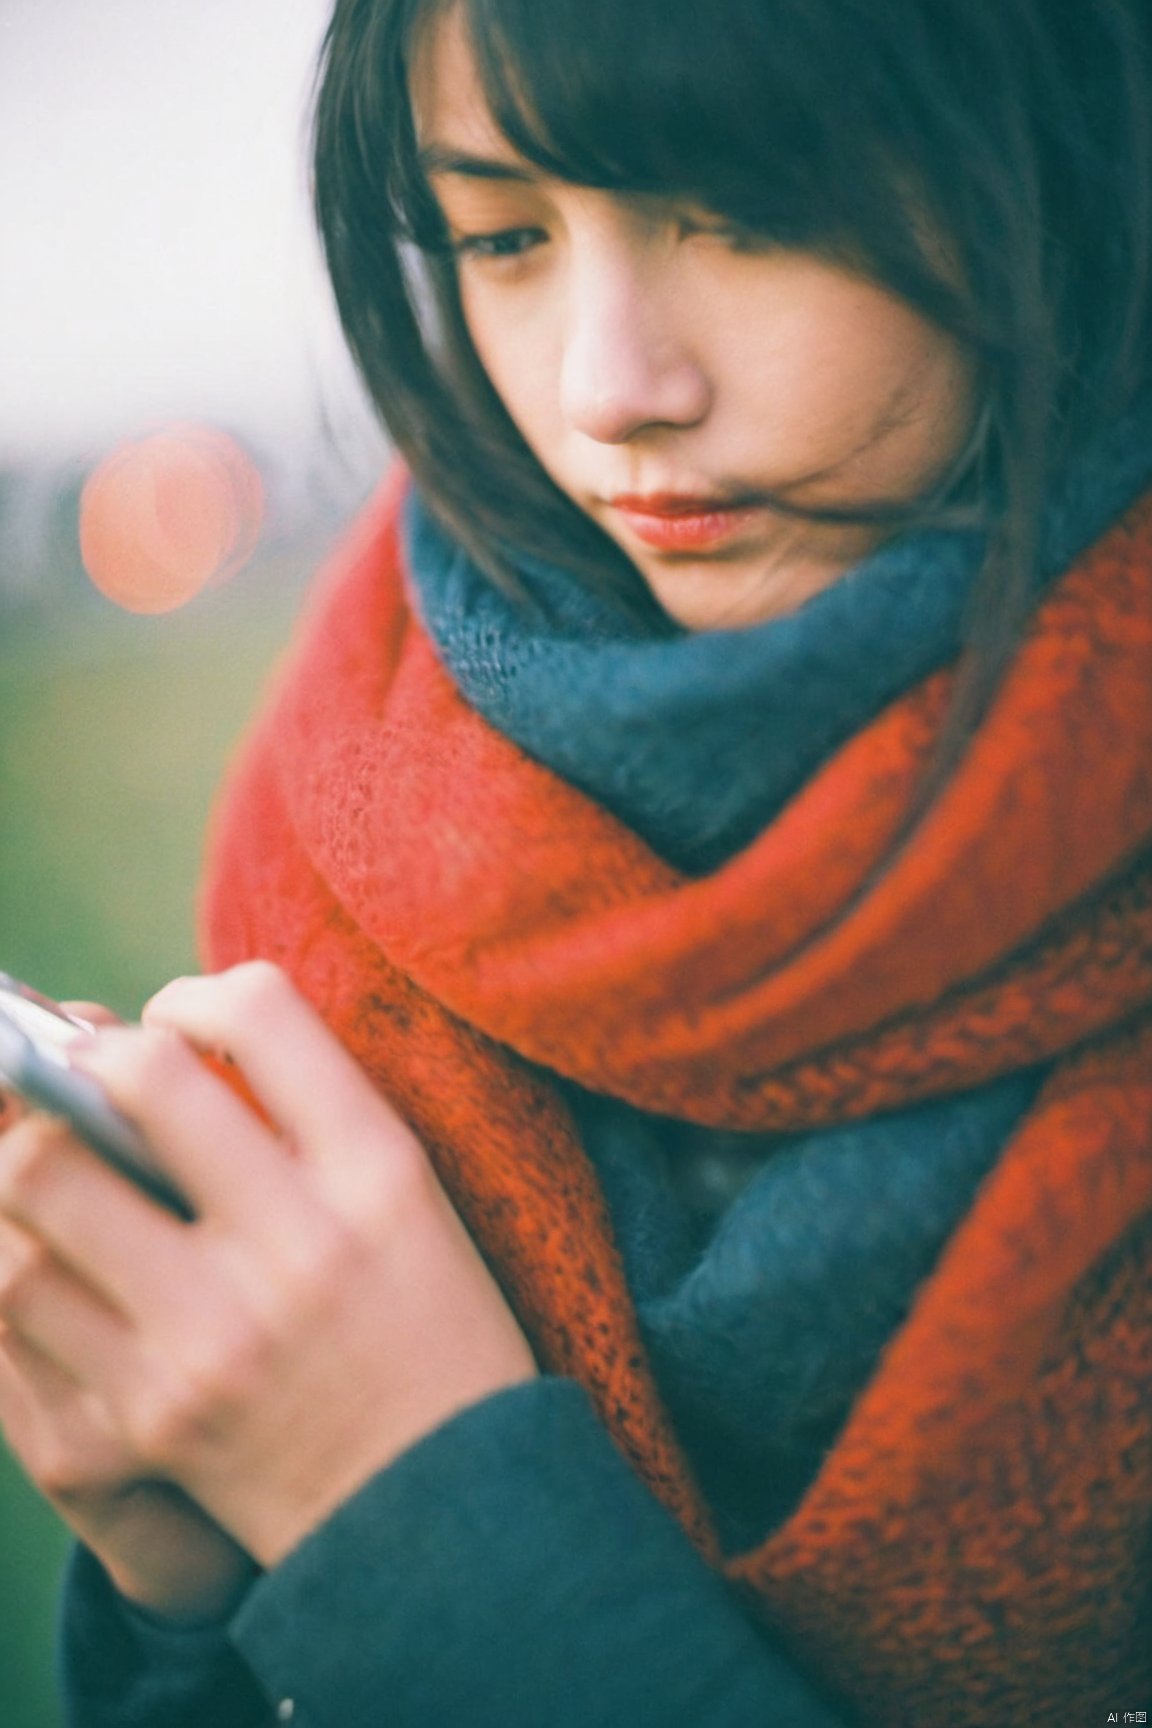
606, 492, 763, 553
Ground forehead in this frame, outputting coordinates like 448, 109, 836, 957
409, 7, 507, 156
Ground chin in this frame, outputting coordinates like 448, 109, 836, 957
645, 558, 848, 632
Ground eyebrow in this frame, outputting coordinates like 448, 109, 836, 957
417, 144, 539, 183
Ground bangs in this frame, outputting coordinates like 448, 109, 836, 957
470, 0, 839, 229
416, 0, 908, 253
390, 0, 975, 340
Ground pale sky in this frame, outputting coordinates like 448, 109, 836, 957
0, 0, 366, 460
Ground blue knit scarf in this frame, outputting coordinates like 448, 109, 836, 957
403, 402, 1152, 1548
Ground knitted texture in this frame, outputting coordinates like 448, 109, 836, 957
406, 394, 1152, 872
201, 468, 1152, 1725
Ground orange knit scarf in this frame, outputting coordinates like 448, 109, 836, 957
202, 472, 1152, 1725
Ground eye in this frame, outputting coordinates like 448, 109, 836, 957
451, 226, 547, 262
675, 210, 776, 253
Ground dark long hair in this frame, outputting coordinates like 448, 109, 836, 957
313, 0, 1152, 744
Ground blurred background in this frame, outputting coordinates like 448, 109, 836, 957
0, 3, 388, 1721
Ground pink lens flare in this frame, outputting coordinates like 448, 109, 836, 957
79, 423, 265, 614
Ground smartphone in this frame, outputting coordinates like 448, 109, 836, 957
0, 972, 193, 1220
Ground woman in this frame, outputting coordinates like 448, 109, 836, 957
1, 1, 1149, 1723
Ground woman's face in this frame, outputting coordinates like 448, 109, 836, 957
414, 13, 976, 630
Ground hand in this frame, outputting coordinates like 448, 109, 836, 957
0, 1002, 256, 1621
0, 1175, 257, 1623
0, 963, 537, 1570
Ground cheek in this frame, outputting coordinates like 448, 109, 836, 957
763, 288, 923, 410
849, 305, 977, 483
461, 289, 555, 445
739, 279, 973, 481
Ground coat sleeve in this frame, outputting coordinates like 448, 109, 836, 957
60, 1379, 851, 1728
59, 1547, 271, 1728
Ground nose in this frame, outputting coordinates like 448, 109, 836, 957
558, 254, 710, 444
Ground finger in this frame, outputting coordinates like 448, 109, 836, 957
0, 1212, 40, 1278
61, 1002, 123, 1029
0, 1112, 193, 1320
1, 1325, 86, 1407
144, 965, 417, 1180
0, 1327, 44, 1451
0, 1218, 136, 1401
1, 1326, 110, 1438
0, 1088, 27, 1131
68, 1024, 308, 1233
0, 1331, 135, 1500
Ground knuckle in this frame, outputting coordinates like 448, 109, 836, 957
132, 1314, 266, 1460
89, 1025, 190, 1105
210, 1309, 270, 1394
130, 1370, 212, 1461
224, 960, 294, 1021
274, 1210, 357, 1311
129, 1026, 191, 1092
36, 1444, 90, 1503
129, 1378, 195, 1461
370, 1135, 437, 1222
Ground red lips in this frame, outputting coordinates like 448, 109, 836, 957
607, 492, 762, 552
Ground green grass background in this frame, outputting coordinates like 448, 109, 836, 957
0, 553, 308, 1727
